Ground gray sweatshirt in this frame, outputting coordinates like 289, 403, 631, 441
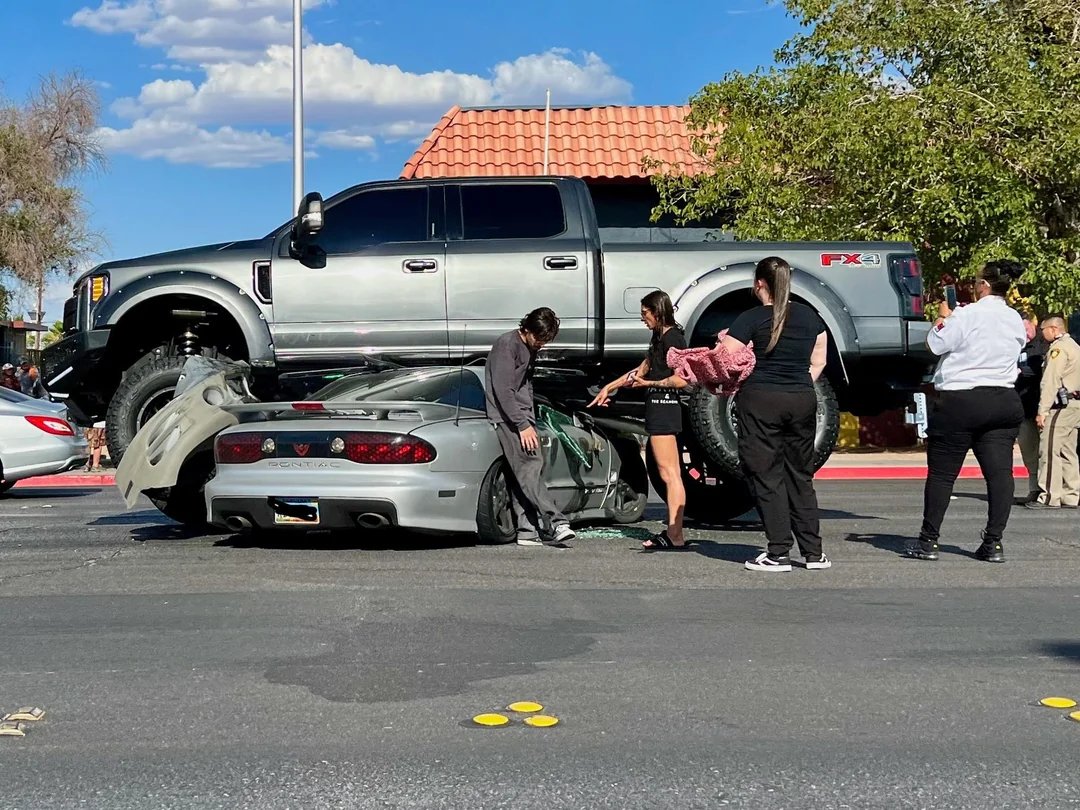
484, 330, 536, 430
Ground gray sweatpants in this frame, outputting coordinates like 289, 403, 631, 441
494, 423, 569, 539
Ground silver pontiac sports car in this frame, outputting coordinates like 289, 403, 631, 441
116, 359, 649, 541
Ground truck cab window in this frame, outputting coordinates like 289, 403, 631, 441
318, 187, 429, 254
460, 185, 565, 240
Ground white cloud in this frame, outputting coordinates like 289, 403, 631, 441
71, 0, 330, 63
314, 130, 376, 151
97, 118, 292, 168
72, 1, 634, 168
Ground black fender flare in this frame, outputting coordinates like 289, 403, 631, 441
93, 270, 275, 365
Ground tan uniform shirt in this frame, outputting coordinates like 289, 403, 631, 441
1039, 333, 1080, 417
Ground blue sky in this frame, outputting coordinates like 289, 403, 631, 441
1, 0, 798, 322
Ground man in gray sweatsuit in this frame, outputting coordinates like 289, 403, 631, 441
484, 307, 575, 547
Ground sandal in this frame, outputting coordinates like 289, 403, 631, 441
641, 531, 691, 551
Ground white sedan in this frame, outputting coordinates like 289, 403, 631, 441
0, 388, 88, 493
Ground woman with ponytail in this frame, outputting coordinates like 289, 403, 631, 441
720, 257, 831, 572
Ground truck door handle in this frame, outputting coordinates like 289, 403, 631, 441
543, 256, 578, 270
403, 259, 437, 273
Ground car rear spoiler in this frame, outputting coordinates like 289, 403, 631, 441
220, 400, 465, 421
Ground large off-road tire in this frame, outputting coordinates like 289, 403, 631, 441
687, 378, 841, 477
645, 432, 756, 524
106, 353, 190, 465
475, 459, 517, 544
145, 450, 217, 529
609, 441, 648, 524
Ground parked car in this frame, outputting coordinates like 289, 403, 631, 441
0, 388, 88, 493
44, 175, 934, 522
115, 358, 650, 539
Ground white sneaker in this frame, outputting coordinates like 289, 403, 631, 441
804, 554, 832, 570
548, 524, 576, 545
744, 552, 792, 572
516, 535, 543, 546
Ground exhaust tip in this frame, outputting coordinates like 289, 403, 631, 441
224, 515, 252, 533
355, 512, 390, 530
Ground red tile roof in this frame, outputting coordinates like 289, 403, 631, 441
401, 105, 706, 180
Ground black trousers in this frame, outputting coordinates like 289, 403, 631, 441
920, 387, 1023, 544
737, 387, 823, 559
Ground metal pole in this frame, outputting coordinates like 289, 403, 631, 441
292, 0, 304, 213
542, 89, 551, 174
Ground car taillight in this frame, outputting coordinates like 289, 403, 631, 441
889, 255, 924, 319
25, 415, 75, 436
215, 433, 265, 464
343, 433, 436, 464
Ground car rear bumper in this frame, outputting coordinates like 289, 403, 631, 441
205, 468, 485, 533
3, 444, 89, 482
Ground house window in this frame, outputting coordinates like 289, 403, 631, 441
460, 185, 565, 240
318, 187, 429, 254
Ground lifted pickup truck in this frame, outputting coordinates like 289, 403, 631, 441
43, 175, 933, 522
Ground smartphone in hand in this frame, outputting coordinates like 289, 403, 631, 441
943, 284, 958, 310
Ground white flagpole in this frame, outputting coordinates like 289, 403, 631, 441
542, 89, 551, 174
292, 0, 305, 213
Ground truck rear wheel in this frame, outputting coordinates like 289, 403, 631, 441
645, 433, 755, 524
686, 378, 840, 478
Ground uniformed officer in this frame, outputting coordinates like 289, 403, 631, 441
1026, 316, 1080, 510
906, 260, 1026, 563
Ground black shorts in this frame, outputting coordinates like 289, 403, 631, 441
645, 389, 683, 436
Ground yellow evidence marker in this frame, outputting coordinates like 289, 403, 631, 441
1069, 711, 1080, 723
0, 722, 26, 738
1039, 697, 1077, 709
3, 707, 45, 722
524, 715, 559, 728
507, 702, 544, 713
472, 713, 510, 727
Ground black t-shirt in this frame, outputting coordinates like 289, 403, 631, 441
644, 327, 687, 381
728, 302, 825, 390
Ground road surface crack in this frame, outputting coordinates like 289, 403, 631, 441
0, 547, 126, 585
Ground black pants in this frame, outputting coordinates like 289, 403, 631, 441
737, 387, 822, 559
920, 387, 1023, 544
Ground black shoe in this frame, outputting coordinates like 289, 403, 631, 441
904, 539, 939, 561
974, 537, 1006, 563
1024, 501, 1059, 510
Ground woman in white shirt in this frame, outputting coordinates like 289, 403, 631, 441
906, 260, 1027, 563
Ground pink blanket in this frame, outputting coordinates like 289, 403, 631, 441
666, 330, 757, 396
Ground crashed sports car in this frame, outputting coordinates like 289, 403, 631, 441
116, 358, 650, 541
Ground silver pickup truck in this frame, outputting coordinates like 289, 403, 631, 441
43, 175, 932, 521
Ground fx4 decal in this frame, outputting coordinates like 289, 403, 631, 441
820, 252, 882, 267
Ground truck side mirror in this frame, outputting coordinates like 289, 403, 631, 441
289, 192, 324, 259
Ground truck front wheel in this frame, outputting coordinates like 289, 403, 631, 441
686, 378, 841, 478
105, 353, 191, 464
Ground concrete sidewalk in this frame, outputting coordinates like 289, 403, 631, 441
11, 449, 1031, 488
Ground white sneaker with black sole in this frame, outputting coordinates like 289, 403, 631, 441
804, 554, 832, 570
744, 552, 792, 572
546, 524, 575, 546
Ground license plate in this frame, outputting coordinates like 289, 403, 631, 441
272, 498, 320, 525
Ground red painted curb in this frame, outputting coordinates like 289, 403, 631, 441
14, 475, 116, 488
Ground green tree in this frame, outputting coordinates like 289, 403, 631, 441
651, 0, 1080, 314
0, 73, 105, 318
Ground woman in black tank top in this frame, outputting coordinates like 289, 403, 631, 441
589, 290, 691, 550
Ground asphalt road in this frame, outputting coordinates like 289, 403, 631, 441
1, 481, 1079, 809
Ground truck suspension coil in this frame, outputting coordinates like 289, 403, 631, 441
177, 329, 201, 356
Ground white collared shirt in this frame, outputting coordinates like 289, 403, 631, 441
928, 295, 1026, 390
